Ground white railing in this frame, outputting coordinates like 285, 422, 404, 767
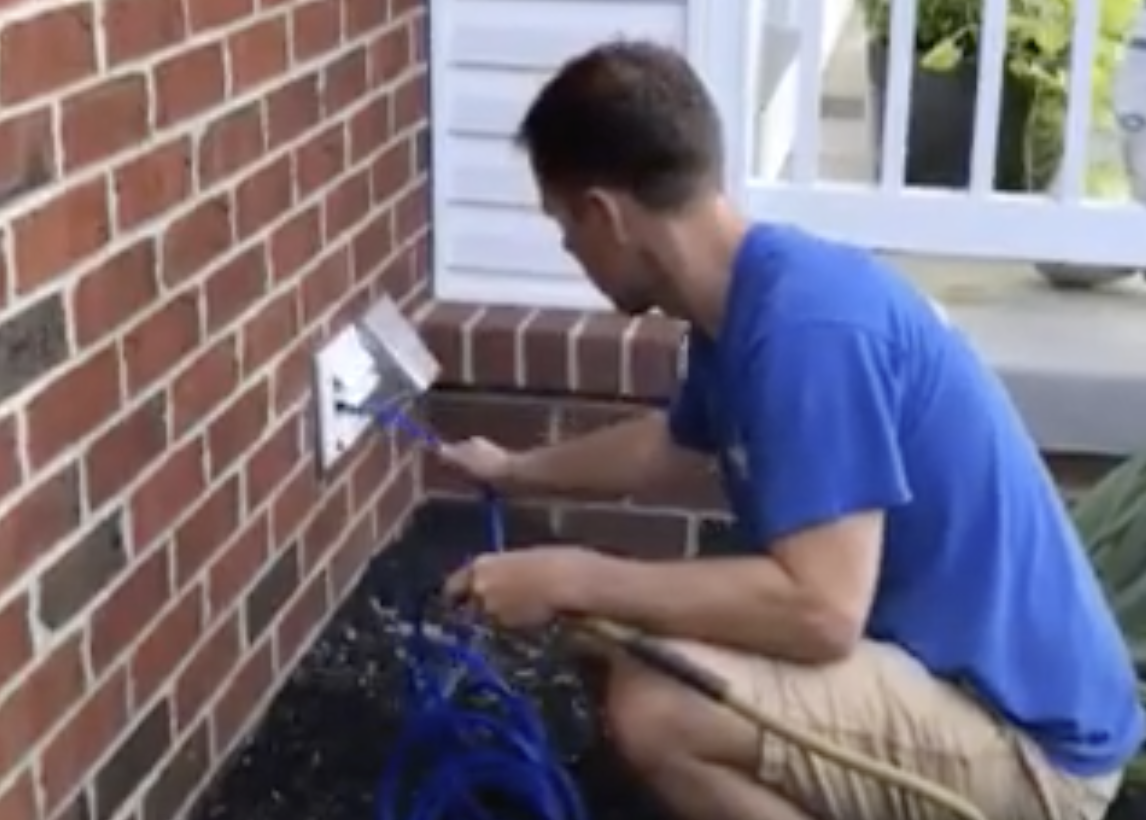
695, 0, 1146, 270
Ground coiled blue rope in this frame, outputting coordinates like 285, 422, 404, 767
359, 399, 587, 820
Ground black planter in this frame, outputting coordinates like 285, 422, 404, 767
867, 41, 1035, 191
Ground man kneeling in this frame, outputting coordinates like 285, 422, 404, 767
439, 40, 1142, 820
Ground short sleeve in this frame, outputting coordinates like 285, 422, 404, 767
741, 324, 911, 544
666, 330, 716, 453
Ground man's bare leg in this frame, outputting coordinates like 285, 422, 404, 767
602, 651, 817, 820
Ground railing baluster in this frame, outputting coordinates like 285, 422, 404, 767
879, 0, 916, 191
1060, 0, 1100, 202
792, 0, 824, 183
969, 0, 1008, 193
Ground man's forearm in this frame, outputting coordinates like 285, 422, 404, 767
505, 410, 709, 499
566, 552, 856, 664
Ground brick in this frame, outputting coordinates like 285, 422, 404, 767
228, 16, 289, 93
104, 0, 187, 64
0, 108, 55, 206
265, 74, 321, 149
85, 394, 169, 507
344, 0, 388, 37
72, 239, 159, 347
322, 46, 368, 113
186, 0, 254, 32
173, 475, 241, 585
0, 466, 82, 591
131, 588, 204, 707
245, 414, 302, 509
235, 154, 294, 240
394, 183, 428, 241
575, 312, 630, 396
129, 440, 205, 549
0, 773, 36, 820
242, 290, 299, 374
418, 302, 477, 384
198, 103, 265, 189
122, 291, 202, 394
301, 484, 349, 570
0, 6, 97, 104
323, 171, 371, 242
211, 640, 273, 756
204, 246, 268, 333
427, 393, 551, 448
351, 212, 394, 282
276, 568, 327, 666
348, 97, 393, 164
114, 138, 193, 231
369, 20, 412, 84
0, 635, 86, 776
471, 306, 531, 387
0, 595, 33, 682
300, 247, 352, 323
0, 294, 69, 402
629, 314, 684, 398
153, 42, 226, 128
206, 380, 270, 477
39, 671, 130, 815
370, 137, 413, 200
244, 542, 300, 644
394, 71, 428, 131
61, 73, 150, 171
268, 206, 321, 282
207, 512, 269, 616
38, 512, 128, 631
92, 700, 172, 820
271, 463, 319, 542
556, 505, 692, 559
295, 124, 346, 200
272, 334, 313, 413
171, 337, 240, 436
26, 346, 122, 468
291, 0, 341, 63
161, 194, 233, 286
0, 415, 21, 501
12, 179, 110, 293
141, 721, 210, 820
174, 614, 241, 729
88, 548, 171, 674
520, 308, 580, 391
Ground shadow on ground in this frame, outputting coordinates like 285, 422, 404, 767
186, 499, 1144, 820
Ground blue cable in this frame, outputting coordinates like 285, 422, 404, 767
357, 398, 587, 820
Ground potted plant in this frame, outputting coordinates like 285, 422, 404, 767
860, 0, 1137, 195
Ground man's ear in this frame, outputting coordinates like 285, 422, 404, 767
584, 187, 629, 244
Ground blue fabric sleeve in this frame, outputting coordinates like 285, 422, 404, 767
666, 332, 716, 453
742, 324, 912, 544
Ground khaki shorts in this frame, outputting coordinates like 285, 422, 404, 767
672, 639, 1122, 820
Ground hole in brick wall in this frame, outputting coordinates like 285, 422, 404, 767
186, 499, 671, 820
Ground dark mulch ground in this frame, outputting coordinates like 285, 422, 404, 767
187, 499, 1145, 820
188, 501, 670, 820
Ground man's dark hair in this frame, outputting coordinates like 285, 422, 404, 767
516, 40, 724, 211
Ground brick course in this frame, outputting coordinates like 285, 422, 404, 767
0, 1, 427, 817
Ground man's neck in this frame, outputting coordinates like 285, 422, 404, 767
645, 197, 751, 337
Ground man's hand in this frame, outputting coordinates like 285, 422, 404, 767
443, 546, 597, 629
437, 437, 517, 488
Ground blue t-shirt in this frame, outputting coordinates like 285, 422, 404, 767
668, 223, 1143, 776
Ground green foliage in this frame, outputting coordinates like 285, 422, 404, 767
1071, 452, 1146, 790
859, 0, 1140, 193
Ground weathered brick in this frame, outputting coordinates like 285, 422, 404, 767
38, 512, 129, 630
92, 700, 172, 820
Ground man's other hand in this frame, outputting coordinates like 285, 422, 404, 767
443, 546, 597, 629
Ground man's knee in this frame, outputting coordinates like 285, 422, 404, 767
603, 658, 688, 773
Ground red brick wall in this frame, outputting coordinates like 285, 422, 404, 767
0, 1, 426, 817
418, 302, 1121, 557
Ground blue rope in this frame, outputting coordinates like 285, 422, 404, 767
360, 399, 587, 820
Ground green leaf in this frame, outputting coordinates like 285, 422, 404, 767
920, 39, 962, 71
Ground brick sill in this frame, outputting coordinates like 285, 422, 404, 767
416, 300, 1127, 490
